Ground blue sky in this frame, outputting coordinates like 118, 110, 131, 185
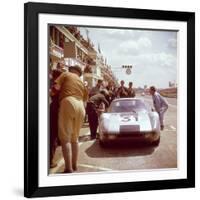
80, 27, 177, 88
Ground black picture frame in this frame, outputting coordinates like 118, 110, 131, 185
24, 2, 195, 198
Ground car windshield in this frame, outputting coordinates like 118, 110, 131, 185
109, 99, 148, 113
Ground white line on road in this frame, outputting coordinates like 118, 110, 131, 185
164, 129, 176, 132
78, 163, 114, 171
79, 140, 95, 146
163, 125, 176, 132
169, 125, 176, 131
50, 158, 65, 174
50, 141, 88, 173
50, 140, 108, 174
144, 98, 177, 109
50, 158, 115, 173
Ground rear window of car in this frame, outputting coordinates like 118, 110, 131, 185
109, 99, 148, 113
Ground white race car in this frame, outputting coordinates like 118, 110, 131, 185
99, 98, 160, 146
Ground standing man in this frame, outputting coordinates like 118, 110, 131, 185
127, 82, 136, 98
89, 79, 103, 97
117, 80, 128, 98
149, 86, 168, 130
49, 61, 66, 168
86, 89, 109, 139
54, 65, 88, 173
106, 82, 116, 103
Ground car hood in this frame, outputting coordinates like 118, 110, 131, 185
100, 111, 152, 133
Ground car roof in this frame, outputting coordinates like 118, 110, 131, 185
112, 98, 145, 102
109, 98, 151, 112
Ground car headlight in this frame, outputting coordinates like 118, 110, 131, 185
108, 135, 117, 140
100, 119, 110, 132
144, 131, 159, 140
144, 132, 151, 139
100, 133, 117, 140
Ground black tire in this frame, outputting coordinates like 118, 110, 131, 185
99, 140, 107, 147
151, 137, 160, 146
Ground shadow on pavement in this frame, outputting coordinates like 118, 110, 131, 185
79, 135, 92, 142
82, 123, 89, 128
85, 140, 155, 158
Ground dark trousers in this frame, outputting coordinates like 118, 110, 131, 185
86, 103, 98, 139
50, 96, 59, 164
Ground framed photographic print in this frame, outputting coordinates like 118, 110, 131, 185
24, 2, 195, 198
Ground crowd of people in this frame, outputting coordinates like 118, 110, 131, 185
49, 62, 168, 173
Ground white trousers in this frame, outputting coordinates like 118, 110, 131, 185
158, 106, 168, 126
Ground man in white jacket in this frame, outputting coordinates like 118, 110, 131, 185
149, 86, 168, 130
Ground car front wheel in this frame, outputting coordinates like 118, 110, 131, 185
99, 139, 108, 147
150, 137, 160, 146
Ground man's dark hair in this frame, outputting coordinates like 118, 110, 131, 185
69, 65, 82, 76
97, 79, 103, 84
100, 89, 109, 97
150, 86, 156, 91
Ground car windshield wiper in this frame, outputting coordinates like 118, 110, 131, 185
132, 110, 138, 121
132, 110, 137, 114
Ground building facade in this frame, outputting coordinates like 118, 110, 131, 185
49, 25, 118, 88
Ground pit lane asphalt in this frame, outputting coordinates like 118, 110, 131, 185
50, 95, 177, 174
